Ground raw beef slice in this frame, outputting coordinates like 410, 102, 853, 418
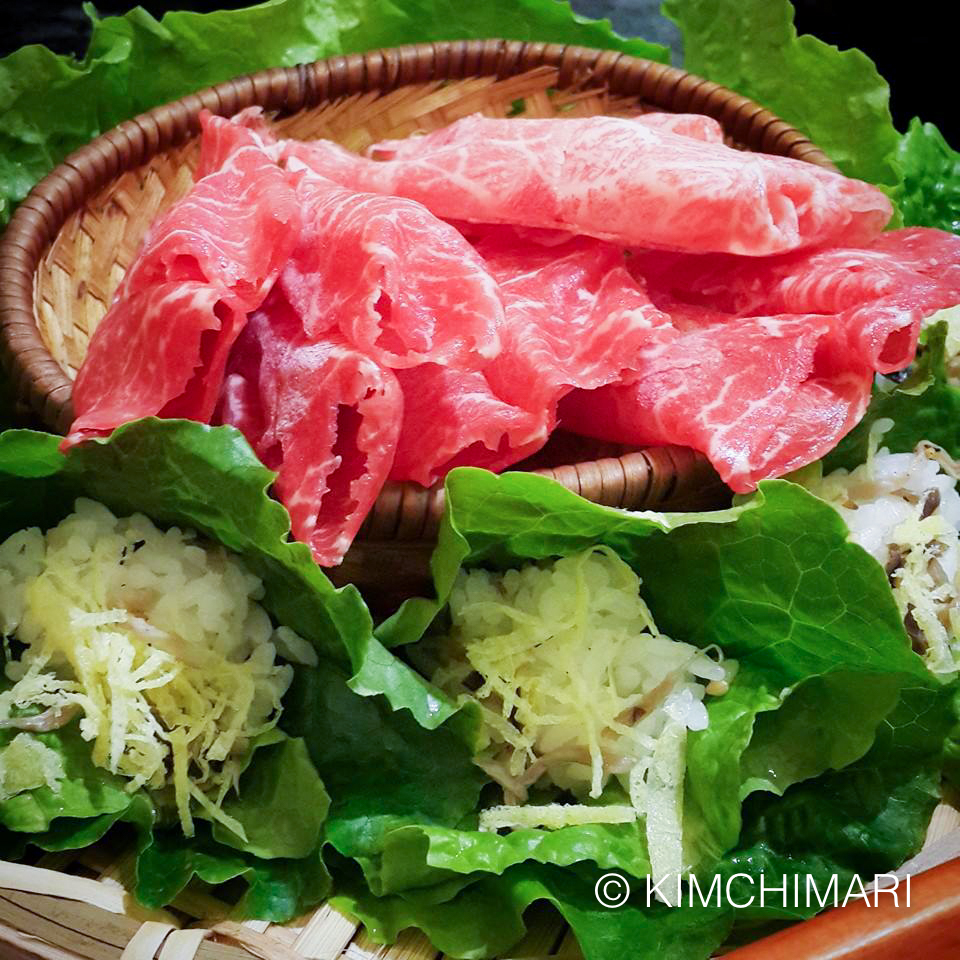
558, 312, 874, 492
473, 226, 673, 412
67, 128, 300, 447
389, 365, 548, 486
279, 162, 503, 369
285, 114, 891, 255
387, 225, 675, 485
631, 228, 960, 319
120, 136, 298, 308
217, 289, 401, 567
633, 112, 725, 143
69, 283, 244, 443
630, 226, 960, 374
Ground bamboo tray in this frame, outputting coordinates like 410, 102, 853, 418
0, 38, 835, 602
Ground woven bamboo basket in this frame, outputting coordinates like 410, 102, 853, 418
0, 38, 838, 605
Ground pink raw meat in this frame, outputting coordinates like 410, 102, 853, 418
278, 162, 503, 369
389, 365, 548, 486
66, 124, 299, 448
283, 114, 891, 255
630, 227, 960, 373
473, 226, 673, 412
634, 112, 725, 142
217, 289, 401, 567
867, 228, 960, 293
631, 228, 960, 317
384, 226, 670, 485
69, 283, 243, 444
558, 312, 873, 493
120, 135, 298, 307
194, 107, 278, 179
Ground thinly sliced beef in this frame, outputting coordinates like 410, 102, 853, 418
120, 141, 298, 307
278, 164, 503, 368
634, 112, 725, 143
285, 114, 891, 255
558, 313, 873, 492
389, 365, 548, 486
632, 228, 960, 318
217, 290, 402, 566
194, 107, 278, 180
65, 119, 299, 448
630, 227, 960, 373
866, 228, 960, 293
385, 227, 671, 485
69, 283, 243, 443
473, 226, 672, 411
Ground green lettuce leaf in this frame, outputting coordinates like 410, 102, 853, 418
338, 467, 937, 956
817, 318, 960, 796
0, 0, 666, 227
332, 850, 737, 960
0, 418, 463, 916
136, 822, 332, 921
0, 793, 156, 863
279, 662, 486, 877
893, 118, 960, 233
0, 722, 134, 834
214, 735, 329, 860
386, 468, 925, 684
331, 681, 951, 960
662, 0, 899, 185
0, 726, 333, 921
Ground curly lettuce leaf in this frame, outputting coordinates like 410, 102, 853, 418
0, 662, 332, 917
0, 0, 666, 227
0, 728, 332, 920
0, 792, 156, 863
893, 118, 960, 233
662, 0, 899, 185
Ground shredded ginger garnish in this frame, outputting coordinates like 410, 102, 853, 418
0, 498, 312, 835
808, 439, 960, 673
421, 546, 735, 889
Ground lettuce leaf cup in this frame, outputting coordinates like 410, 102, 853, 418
323, 467, 954, 959
0, 418, 468, 920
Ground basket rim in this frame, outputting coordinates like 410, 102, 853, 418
0, 37, 832, 433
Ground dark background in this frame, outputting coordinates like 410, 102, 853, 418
5, 1, 954, 145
